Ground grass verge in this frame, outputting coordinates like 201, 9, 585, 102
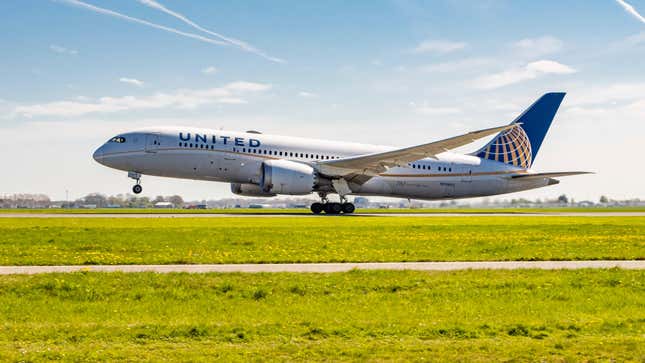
2, 206, 645, 214
0, 217, 643, 265
0, 269, 643, 361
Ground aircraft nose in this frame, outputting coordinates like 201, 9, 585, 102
92, 145, 104, 163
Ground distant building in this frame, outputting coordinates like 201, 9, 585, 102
154, 202, 174, 208
249, 204, 272, 209
354, 197, 369, 208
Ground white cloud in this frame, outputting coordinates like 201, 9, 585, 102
512, 36, 563, 57
298, 91, 318, 98
419, 58, 492, 73
136, 0, 285, 63
49, 44, 78, 55
609, 31, 645, 52
202, 66, 218, 75
471, 60, 576, 90
119, 77, 144, 87
615, 0, 645, 24
565, 82, 645, 106
13, 82, 271, 118
412, 40, 467, 54
410, 102, 462, 115
621, 31, 645, 47
563, 98, 645, 125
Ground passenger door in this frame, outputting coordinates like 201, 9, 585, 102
145, 133, 160, 153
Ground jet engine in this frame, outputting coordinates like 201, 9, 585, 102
230, 183, 277, 197
260, 159, 317, 195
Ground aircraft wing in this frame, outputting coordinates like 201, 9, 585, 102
509, 171, 592, 180
316, 124, 518, 178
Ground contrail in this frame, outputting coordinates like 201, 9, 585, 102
136, 0, 284, 63
615, 0, 645, 24
57, 0, 231, 48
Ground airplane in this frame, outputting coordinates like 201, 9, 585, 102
93, 92, 590, 214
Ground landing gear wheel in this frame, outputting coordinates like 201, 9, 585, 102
132, 184, 143, 194
341, 203, 355, 214
325, 202, 342, 214
310, 202, 323, 214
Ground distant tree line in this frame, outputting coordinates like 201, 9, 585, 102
0, 192, 641, 209
77, 193, 184, 208
0, 193, 183, 209
0, 194, 51, 208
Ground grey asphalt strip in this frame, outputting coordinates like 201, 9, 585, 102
2, 212, 645, 218
0, 260, 642, 274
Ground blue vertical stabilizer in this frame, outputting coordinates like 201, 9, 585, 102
473, 92, 565, 168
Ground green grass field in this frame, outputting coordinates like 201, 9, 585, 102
2, 206, 645, 214
0, 269, 642, 361
0, 216, 643, 265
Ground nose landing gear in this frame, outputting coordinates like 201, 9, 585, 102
132, 183, 142, 194
128, 171, 143, 194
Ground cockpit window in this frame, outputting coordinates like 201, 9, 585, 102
110, 136, 126, 143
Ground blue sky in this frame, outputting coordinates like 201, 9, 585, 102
1, 0, 644, 202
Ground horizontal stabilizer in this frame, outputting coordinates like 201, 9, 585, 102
510, 171, 592, 180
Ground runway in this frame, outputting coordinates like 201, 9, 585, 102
2, 212, 645, 218
1, 260, 642, 274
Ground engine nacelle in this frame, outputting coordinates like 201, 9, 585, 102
261, 159, 316, 195
230, 183, 277, 197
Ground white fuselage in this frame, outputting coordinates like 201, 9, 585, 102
93, 127, 553, 200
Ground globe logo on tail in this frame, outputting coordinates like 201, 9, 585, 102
477, 124, 532, 169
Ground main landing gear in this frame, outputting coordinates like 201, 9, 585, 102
128, 171, 143, 194
310, 194, 355, 215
